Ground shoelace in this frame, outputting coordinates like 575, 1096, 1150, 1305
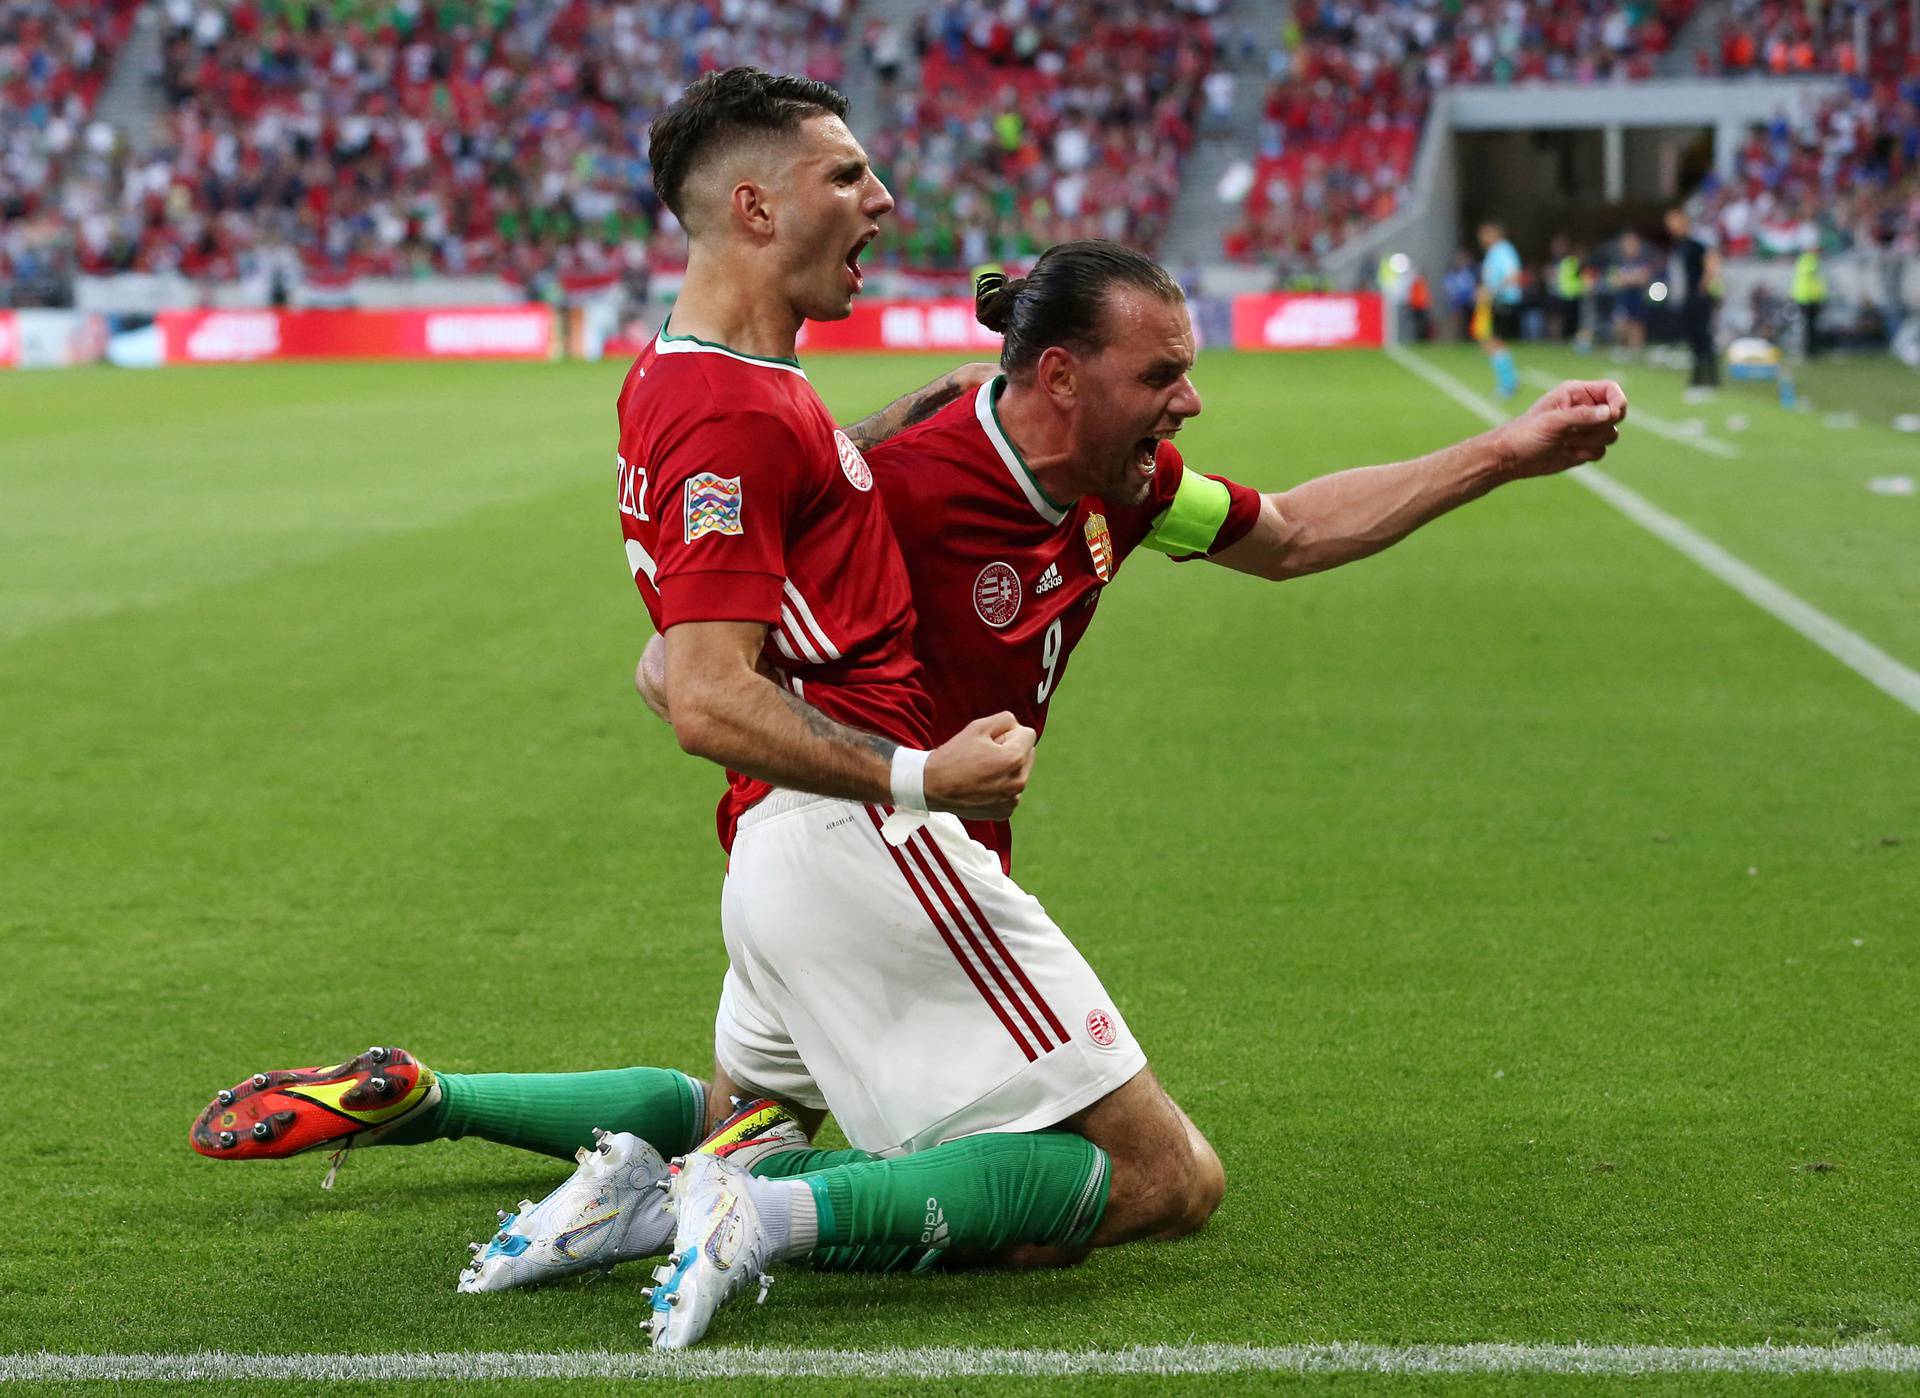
320, 1140, 353, 1191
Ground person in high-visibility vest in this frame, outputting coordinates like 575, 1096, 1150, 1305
1791, 246, 1827, 359
1550, 236, 1584, 344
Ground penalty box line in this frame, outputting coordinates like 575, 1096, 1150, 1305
4, 1344, 1920, 1380
1386, 345, 1920, 719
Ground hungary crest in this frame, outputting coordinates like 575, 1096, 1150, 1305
1083, 513, 1112, 583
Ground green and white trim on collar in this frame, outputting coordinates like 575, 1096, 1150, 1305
654, 319, 808, 379
974, 375, 1069, 525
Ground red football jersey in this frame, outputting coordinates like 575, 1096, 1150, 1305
616, 327, 933, 849
868, 376, 1262, 869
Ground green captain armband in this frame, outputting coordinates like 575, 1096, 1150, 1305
1141, 469, 1232, 555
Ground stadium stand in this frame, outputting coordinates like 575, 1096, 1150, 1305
1709, 0, 1916, 81
1693, 82, 1920, 257
0, 0, 142, 302
1225, 0, 1700, 261
6, 0, 1912, 294
71, 0, 853, 286
32, 0, 1228, 288
860, 0, 1227, 270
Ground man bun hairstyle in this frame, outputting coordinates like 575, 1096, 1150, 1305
649, 67, 850, 223
973, 270, 1025, 332
973, 240, 1184, 377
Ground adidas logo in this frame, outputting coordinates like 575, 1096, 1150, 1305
920, 1197, 950, 1248
1034, 562, 1063, 595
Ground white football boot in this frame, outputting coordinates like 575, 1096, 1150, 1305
645, 1151, 777, 1349
458, 1128, 673, 1292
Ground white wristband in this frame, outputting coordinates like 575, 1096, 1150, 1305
889, 747, 930, 814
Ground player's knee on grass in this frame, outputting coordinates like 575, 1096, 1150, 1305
1103, 1141, 1202, 1242
1066, 1066, 1215, 1245
1158, 1129, 1225, 1241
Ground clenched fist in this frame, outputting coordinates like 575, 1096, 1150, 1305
1497, 379, 1629, 478
924, 711, 1037, 821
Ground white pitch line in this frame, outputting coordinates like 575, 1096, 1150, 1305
1517, 367, 1741, 458
1387, 345, 1920, 717
5, 1345, 1920, 1381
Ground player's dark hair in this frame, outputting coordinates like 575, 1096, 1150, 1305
649, 67, 849, 223
974, 240, 1184, 377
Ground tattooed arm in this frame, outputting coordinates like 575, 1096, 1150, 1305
839, 362, 999, 453
663, 620, 1034, 820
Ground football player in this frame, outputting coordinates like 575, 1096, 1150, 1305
189, 89, 1629, 1349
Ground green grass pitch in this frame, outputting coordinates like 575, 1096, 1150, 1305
2, 345, 1916, 1393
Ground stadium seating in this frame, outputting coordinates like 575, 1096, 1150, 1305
1709, 0, 1916, 81
1226, 0, 1698, 260
0, 0, 141, 302
862, 0, 1224, 270
42, 0, 1225, 285
73, 0, 853, 284
7, 0, 1912, 288
1693, 81, 1920, 257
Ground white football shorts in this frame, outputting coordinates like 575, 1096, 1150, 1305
712, 789, 1145, 1157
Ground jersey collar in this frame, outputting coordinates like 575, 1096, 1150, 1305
974, 376, 1068, 526
654, 318, 808, 379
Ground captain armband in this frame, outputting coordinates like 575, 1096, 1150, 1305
1141, 470, 1233, 556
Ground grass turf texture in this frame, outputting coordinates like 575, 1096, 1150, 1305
2, 349, 1915, 1385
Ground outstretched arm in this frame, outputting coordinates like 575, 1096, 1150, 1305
840, 362, 998, 452
1210, 379, 1627, 582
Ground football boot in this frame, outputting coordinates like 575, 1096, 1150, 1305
646, 1151, 777, 1350
459, 1129, 673, 1292
188, 1046, 438, 1160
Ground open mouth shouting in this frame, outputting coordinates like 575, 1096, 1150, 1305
1132, 429, 1176, 477
845, 227, 877, 293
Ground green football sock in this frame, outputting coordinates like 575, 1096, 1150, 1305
747, 1145, 875, 1178
380, 1067, 705, 1159
743, 1145, 933, 1271
753, 1131, 1110, 1261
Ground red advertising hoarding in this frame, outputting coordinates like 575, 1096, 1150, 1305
156, 307, 556, 364
600, 293, 1386, 363
1230, 293, 1383, 351
0, 311, 17, 369
796, 299, 1003, 353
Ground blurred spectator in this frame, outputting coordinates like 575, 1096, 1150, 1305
864, 0, 1224, 269
1668, 204, 1721, 391
1713, 0, 1915, 81
1227, 0, 1698, 260
1442, 249, 1478, 340
66, 0, 853, 287
0, 0, 141, 302
1608, 227, 1656, 354
1693, 82, 1920, 262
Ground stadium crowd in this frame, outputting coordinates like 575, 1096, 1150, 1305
11, 0, 1232, 291
5, 0, 1916, 297
46, 0, 854, 291
1709, 0, 1915, 80
859, 0, 1225, 269
1224, 0, 1699, 260
0, 0, 140, 302
1693, 82, 1920, 258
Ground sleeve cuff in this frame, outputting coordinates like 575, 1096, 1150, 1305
1208, 476, 1264, 554
658, 570, 786, 628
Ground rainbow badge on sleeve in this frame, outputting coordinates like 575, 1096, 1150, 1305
1083, 512, 1113, 583
684, 473, 744, 542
